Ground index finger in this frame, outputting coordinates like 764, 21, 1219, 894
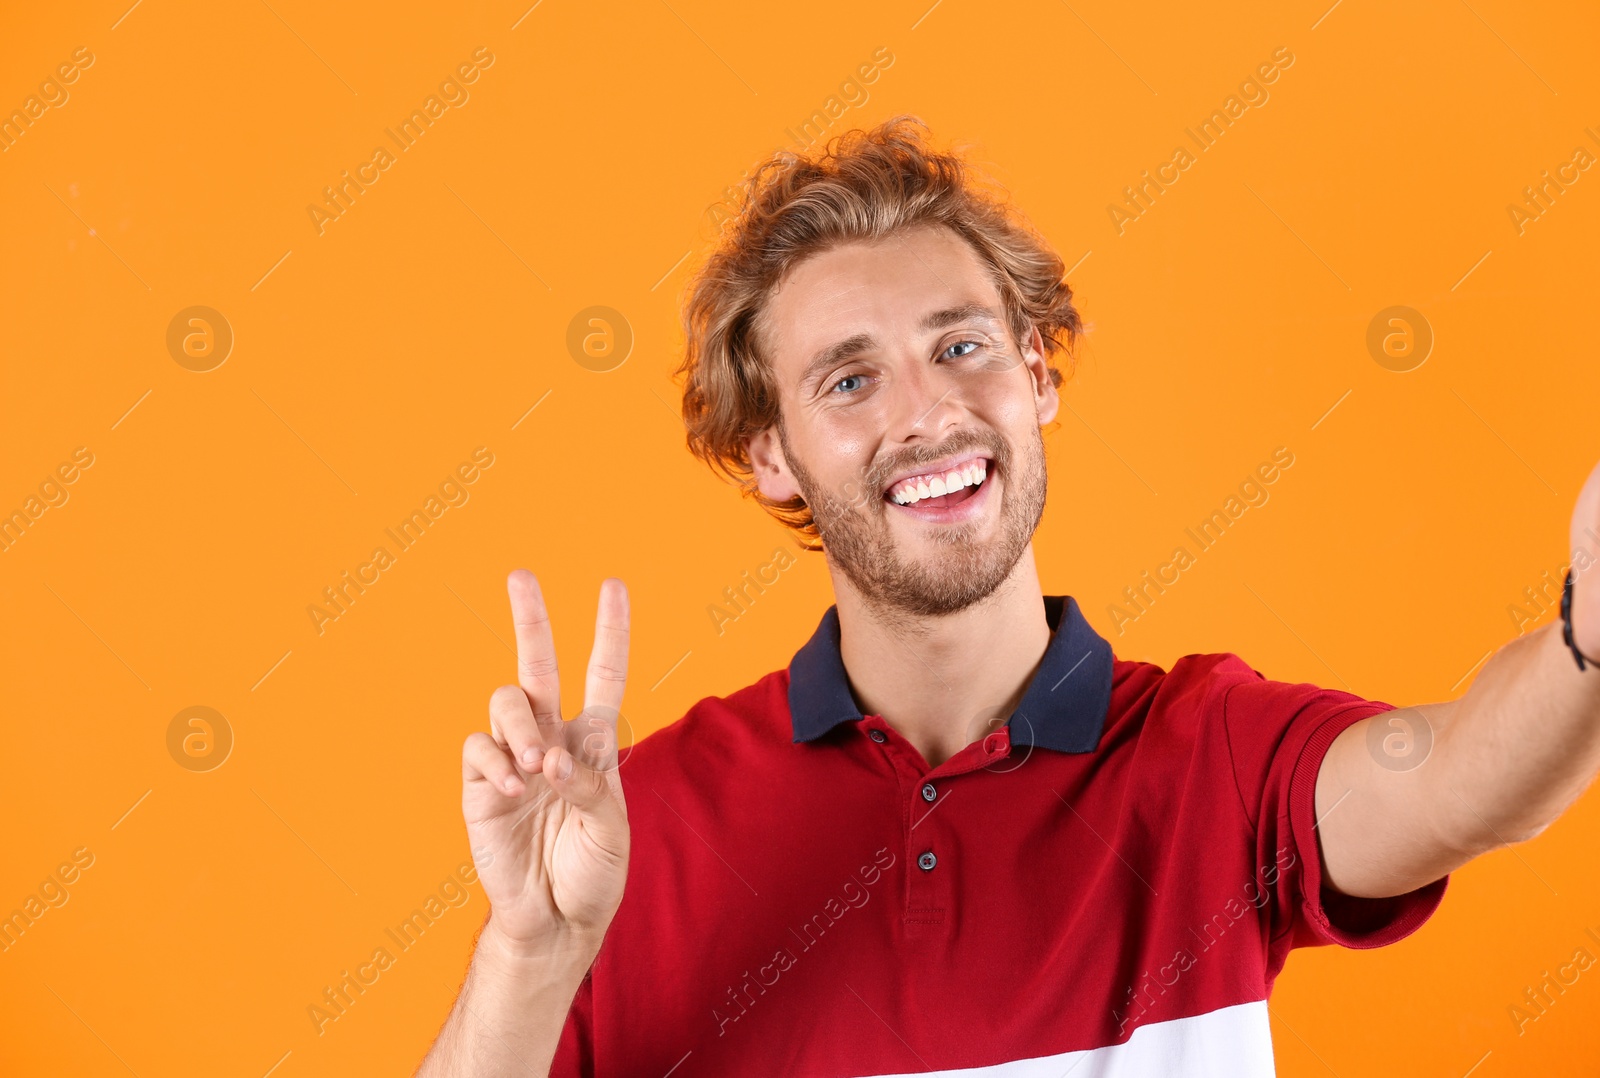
508, 569, 561, 726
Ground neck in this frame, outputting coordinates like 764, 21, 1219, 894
830, 546, 1052, 769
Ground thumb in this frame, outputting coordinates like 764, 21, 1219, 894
544, 745, 626, 833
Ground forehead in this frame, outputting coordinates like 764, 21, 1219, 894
757, 223, 1003, 381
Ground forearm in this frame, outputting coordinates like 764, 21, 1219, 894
1431, 621, 1600, 847
416, 915, 598, 1078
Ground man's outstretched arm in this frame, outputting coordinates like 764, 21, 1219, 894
1314, 458, 1600, 900
417, 571, 633, 1076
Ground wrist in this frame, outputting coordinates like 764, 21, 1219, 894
477, 915, 604, 976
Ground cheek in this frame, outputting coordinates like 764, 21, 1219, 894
807, 405, 876, 461
828, 427, 875, 462
798, 418, 878, 502
971, 373, 1038, 432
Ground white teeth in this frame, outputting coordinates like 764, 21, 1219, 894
889, 460, 989, 505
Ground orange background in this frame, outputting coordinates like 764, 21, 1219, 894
2, 0, 1598, 1074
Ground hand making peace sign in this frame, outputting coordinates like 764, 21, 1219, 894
459, 570, 632, 954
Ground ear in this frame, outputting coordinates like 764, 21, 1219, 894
1021, 324, 1060, 427
745, 425, 802, 502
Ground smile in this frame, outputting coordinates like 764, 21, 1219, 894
882, 454, 994, 519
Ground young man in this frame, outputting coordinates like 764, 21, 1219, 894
418, 117, 1600, 1076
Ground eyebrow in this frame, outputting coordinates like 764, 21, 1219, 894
798, 302, 1006, 392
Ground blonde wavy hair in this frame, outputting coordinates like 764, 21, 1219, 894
673, 115, 1083, 546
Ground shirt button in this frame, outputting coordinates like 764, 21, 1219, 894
917, 851, 937, 871
868, 729, 888, 743
920, 783, 937, 802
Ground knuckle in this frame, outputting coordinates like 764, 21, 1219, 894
463, 733, 504, 770
489, 684, 525, 709
514, 607, 552, 631
518, 655, 560, 680
588, 661, 628, 684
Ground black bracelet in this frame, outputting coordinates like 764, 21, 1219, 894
1561, 568, 1600, 671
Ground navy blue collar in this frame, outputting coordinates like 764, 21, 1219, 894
787, 595, 1115, 753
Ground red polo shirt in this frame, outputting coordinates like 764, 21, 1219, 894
550, 595, 1448, 1076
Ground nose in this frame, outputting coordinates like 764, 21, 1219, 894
888, 358, 963, 444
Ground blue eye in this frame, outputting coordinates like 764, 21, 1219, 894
831, 373, 866, 394
944, 340, 982, 360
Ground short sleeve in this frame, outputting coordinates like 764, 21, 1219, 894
1219, 663, 1448, 956
549, 970, 595, 1078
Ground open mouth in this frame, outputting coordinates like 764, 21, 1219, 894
883, 456, 992, 510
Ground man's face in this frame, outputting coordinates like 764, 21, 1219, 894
746, 223, 1061, 619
